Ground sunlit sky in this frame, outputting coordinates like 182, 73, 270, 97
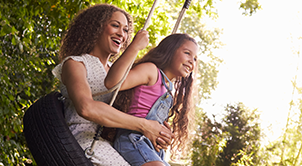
202, 0, 302, 144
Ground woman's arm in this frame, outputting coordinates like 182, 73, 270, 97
106, 61, 173, 150
61, 59, 172, 151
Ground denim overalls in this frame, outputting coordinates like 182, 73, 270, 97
114, 70, 173, 166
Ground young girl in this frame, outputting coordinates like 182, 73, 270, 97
105, 33, 198, 166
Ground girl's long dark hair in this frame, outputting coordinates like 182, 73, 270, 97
59, 4, 133, 61
114, 33, 197, 157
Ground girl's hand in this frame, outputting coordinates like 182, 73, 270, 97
129, 29, 149, 51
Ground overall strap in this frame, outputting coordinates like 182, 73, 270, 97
159, 69, 173, 92
144, 69, 174, 125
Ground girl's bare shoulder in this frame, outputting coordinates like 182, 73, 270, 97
134, 62, 158, 86
136, 62, 157, 69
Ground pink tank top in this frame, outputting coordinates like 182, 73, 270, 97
128, 69, 166, 118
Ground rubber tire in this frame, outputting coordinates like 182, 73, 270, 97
23, 91, 93, 166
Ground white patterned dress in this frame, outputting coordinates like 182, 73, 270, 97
52, 54, 130, 166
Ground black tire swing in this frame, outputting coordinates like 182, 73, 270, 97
23, 1, 191, 165
23, 92, 93, 166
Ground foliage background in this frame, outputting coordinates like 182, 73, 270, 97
0, 0, 261, 165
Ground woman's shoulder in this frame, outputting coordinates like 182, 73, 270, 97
53, 54, 96, 80
63, 54, 103, 70
62, 54, 98, 63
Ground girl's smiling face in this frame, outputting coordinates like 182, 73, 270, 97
169, 40, 198, 78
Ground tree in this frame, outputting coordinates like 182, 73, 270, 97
191, 102, 262, 166
260, 37, 302, 166
216, 103, 261, 166
240, 0, 261, 16
191, 110, 228, 166
278, 40, 302, 166
0, 0, 87, 165
190, 0, 262, 164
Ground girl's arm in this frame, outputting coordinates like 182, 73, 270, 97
61, 59, 172, 151
105, 30, 149, 89
118, 62, 158, 90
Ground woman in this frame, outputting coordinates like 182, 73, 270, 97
52, 4, 173, 165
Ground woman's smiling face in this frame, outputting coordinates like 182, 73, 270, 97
97, 11, 129, 56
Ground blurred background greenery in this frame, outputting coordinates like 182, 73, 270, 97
2, 0, 301, 166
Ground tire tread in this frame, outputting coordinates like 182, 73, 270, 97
23, 92, 93, 166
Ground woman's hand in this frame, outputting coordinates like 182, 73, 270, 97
129, 29, 149, 51
156, 121, 174, 150
142, 120, 174, 152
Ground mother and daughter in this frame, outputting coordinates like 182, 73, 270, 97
53, 3, 198, 166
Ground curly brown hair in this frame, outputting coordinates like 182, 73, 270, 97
59, 4, 133, 61
114, 33, 197, 157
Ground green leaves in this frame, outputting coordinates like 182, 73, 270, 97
0, 0, 263, 165
191, 110, 228, 166
239, 0, 262, 16
0, 0, 82, 165
191, 103, 261, 165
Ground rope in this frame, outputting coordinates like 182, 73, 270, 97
91, 0, 159, 98
172, 0, 192, 34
